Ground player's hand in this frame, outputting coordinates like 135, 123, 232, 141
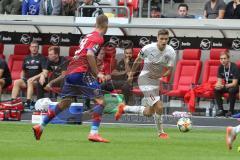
97, 72, 106, 83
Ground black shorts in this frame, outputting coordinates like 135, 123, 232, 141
2, 78, 12, 88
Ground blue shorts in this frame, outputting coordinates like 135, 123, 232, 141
61, 72, 103, 99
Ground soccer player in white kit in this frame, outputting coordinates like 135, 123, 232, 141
115, 29, 176, 139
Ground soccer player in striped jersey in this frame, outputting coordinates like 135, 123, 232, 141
32, 14, 110, 143
115, 29, 176, 139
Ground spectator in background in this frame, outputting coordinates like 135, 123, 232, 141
11, 41, 46, 110
214, 51, 239, 117
176, 3, 195, 18
39, 0, 62, 15
62, 0, 78, 16
0, 58, 12, 98
39, 46, 68, 95
22, 0, 41, 15
0, 0, 21, 15
79, 0, 103, 17
224, 0, 240, 19
100, 41, 138, 105
204, 0, 226, 19
150, 6, 165, 18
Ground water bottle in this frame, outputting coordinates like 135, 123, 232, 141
205, 107, 210, 117
212, 106, 216, 117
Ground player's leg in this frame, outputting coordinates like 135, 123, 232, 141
32, 97, 74, 140
88, 97, 109, 143
153, 100, 168, 139
226, 125, 240, 150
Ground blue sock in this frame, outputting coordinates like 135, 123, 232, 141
41, 104, 62, 127
90, 104, 104, 134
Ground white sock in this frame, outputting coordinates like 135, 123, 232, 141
233, 125, 240, 134
154, 113, 163, 134
124, 105, 145, 116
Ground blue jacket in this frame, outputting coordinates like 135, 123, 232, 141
22, 0, 41, 15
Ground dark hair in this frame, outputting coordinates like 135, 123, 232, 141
158, 29, 169, 36
151, 6, 161, 12
178, 3, 189, 10
48, 46, 60, 55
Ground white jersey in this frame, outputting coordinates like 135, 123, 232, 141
139, 43, 176, 77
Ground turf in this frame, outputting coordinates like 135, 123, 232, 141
0, 122, 239, 160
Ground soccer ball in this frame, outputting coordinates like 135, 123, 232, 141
177, 117, 192, 132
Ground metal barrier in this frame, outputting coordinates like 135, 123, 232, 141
76, 5, 131, 23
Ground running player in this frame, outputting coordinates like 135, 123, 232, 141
32, 14, 110, 143
115, 29, 176, 139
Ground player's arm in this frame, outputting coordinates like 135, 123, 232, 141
87, 50, 105, 81
39, 69, 49, 86
127, 55, 142, 84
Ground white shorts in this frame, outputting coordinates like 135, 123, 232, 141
138, 73, 160, 107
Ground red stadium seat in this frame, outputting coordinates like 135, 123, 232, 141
41, 45, 51, 57
69, 45, 79, 57
118, 0, 139, 16
0, 43, 4, 54
6, 55, 25, 91
166, 49, 202, 98
14, 44, 30, 55
0, 43, 5, 59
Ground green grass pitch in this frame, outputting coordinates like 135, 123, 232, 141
0, 122, 239, 160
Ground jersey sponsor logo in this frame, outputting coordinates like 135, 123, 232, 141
169, 38, 180, 50
232, 39, 240, 50
20, 34, 31, 44
50, 34, 60, 45
200, 39, 211, 50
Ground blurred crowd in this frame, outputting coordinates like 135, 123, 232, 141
0, 0, 239, 19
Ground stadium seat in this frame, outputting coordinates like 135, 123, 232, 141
14, 44, 30, 55
0, 43, 5, 59
166, 49, 202, 98
118, 0, 139, 16
69, 45, 79, 57
6, 55, 25, 91
41, 45, 51, 57
0, 43, 3, 54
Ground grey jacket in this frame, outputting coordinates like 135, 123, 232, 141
39, 0, 62, 15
